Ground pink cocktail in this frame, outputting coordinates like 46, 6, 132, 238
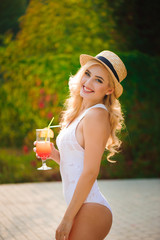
36, 141, 51, 159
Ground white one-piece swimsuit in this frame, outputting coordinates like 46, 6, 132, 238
56, 103, 112, 214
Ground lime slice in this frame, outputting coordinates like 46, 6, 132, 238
40, 128, 54, 138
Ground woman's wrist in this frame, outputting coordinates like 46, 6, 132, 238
63, 212, 75, 222
50, 148, 60, 164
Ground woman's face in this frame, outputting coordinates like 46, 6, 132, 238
80, 64, 114, 104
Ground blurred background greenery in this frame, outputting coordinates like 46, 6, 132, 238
0, 0, 160, 183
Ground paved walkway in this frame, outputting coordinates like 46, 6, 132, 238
0, 179, 159, 240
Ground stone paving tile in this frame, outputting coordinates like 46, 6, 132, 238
0, 179, 159, 240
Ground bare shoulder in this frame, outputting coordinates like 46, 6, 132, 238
83, 107, 110, 144
84, 107, 110, 129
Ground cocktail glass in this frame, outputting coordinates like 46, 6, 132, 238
36, 129, 52, 170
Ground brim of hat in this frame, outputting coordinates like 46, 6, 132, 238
80, 54, 123, 98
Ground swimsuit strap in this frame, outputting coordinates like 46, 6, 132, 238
77, 103, 108, 123
65, 103, 108, 129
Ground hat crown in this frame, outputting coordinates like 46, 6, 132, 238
96, 50, 127, 82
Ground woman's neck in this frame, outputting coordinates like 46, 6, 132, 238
81, 100, 103, 111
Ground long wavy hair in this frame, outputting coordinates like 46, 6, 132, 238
59, 60, 126, 163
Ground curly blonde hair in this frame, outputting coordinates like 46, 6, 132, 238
59, 60, 126, 163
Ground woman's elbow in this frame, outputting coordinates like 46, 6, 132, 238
82, 169, 99, 181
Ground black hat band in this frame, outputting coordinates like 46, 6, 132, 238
96, 56, 120, 82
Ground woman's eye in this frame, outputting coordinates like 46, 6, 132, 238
96, 79, 103, 83
85, 71, 90, 76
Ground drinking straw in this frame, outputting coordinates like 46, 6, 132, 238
49, 125, 61, 128
48, 116, 55, 128
45, 116, 55, 141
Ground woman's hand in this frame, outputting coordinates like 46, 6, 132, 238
33, 141, 40, 159
55, 217, 74, 240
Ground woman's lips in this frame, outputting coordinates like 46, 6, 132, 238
83, 85, 94, 93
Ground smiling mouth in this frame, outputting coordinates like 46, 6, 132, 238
83, 85, 94, 93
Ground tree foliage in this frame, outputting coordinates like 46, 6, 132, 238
15, 0, 115, 55
0, 0, 28, 37
106, 0, 160, 55
0, 0, 114, 147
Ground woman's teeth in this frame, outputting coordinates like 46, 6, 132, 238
83, 86, 94, 93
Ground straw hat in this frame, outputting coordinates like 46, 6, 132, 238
80, 50, 127, 99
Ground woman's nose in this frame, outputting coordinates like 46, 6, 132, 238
85, 76, 93, 86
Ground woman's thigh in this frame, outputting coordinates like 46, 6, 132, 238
69, 203, 113, 240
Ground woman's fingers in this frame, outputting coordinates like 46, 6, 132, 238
33, 147, 40, 158
33, 141, 41, 159
36, 153, 41, 159
50, 142, 54, 147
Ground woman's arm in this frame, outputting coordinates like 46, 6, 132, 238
63, 108, 110, 221
50, 142, 60, 165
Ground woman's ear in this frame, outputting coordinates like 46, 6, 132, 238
106, 88, 114, 95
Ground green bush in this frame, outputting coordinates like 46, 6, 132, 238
0, 0, 114, 148
116, 51, 160, 178
0, 51, 79, 147
0, 49, 160, 181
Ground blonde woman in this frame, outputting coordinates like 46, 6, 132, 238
35, 50, 127, 240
